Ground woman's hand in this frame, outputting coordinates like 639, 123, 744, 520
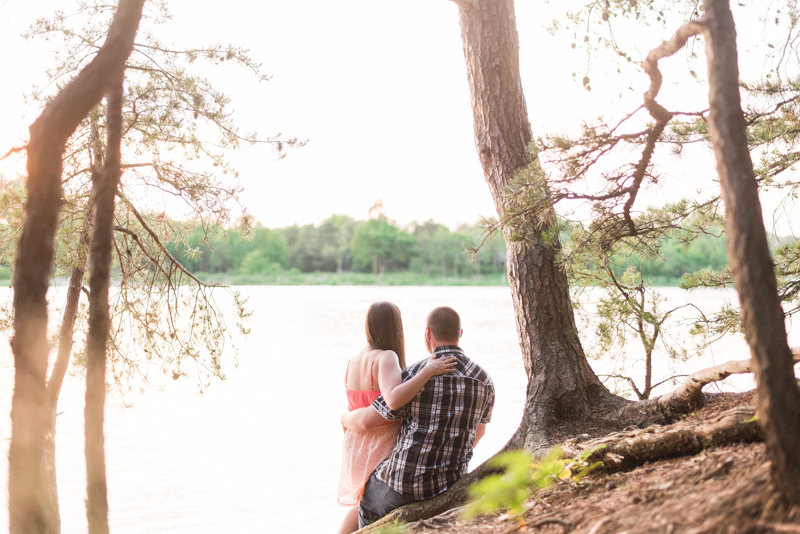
421, 354, 457, 379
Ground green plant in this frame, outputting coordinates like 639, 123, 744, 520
567, 445, 606, 483
463, 446, 607, 520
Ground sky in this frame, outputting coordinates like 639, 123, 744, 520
0, 0, 791, 231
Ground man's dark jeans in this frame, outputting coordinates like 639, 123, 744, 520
358, 471, 417, 528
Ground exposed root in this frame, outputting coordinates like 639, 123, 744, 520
356, 461, 501, 533
573, 407, 760, 471
502, 517, 572, 534
608, 353, 799, 426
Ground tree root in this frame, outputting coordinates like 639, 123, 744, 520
608, 353, 799, 427
503, 517, 571, 534
571, 406, 761, 471
356, 460, 501, 533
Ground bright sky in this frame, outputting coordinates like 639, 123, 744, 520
0, 0, 792, 231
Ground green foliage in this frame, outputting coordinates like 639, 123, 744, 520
193, 270, 508, 287
351, 217, 415, 275
463, 451, 541, 519
569, 445, 607, 483
463, 447, 604, 520
164, 215, 511, 280
169, 226, 289, 274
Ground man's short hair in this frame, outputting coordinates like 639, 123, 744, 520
426, 306, 461, 342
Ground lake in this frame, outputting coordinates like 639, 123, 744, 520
0, 285, 793, 533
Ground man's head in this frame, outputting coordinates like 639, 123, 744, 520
424, 306, 462, 353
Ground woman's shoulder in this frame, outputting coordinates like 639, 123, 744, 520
375, 349, 399, 364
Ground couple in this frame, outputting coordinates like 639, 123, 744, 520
337, 302, 495, 532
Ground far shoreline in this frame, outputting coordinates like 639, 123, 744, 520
0, 272, 701, 288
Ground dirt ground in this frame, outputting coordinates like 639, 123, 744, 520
401, 391, 800, 534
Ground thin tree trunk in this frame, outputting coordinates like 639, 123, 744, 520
9, 3, 145, 532
703, 0, 800, 503
85, 77, 125, 534
642, 348, 653, 400
42, 259, 87, 534
456, 0, 620, 451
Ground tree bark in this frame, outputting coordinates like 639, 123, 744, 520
8, 2, 144, 532
575, 407, 761, 472
702, 0, 800, 503
456, 0, 621, 451
85, 77, 125, 534
42, 260, 87, 534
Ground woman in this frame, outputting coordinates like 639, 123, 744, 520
337, 302, 456, 534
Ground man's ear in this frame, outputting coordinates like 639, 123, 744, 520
425, 327, 432, 340
459, 329, 463, 339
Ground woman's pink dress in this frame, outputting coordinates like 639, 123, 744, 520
337, 360, 400, 506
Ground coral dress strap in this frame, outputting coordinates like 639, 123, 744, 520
369, 358, 376, 391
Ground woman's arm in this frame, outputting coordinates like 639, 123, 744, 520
377, 351, 457, 411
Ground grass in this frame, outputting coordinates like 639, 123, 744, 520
192, 271, 510, 286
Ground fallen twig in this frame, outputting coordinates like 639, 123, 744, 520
586, 517, 610, 534
757, 522, 800, 533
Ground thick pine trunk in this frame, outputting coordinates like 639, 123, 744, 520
8, 3, 144, 532
85, 78, 125, 534
457, 0, 620, 451
703, 0, 800, 503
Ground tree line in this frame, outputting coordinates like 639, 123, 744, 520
164, 215, 730, 282
167, 216, 506, 278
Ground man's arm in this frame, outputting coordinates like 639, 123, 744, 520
474, 423, 487, 447
341, 406, 389, 432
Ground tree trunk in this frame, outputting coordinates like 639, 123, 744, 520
703, 0, 800, 503
456, 0, 621, 451
9, 2, 144, 532
642, 347, 653, 400
42, 260, 87, 534
85, 77, 125, 534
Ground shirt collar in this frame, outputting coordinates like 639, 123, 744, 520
432, 345, 463, 357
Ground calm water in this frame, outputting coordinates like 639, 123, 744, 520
0, 285, 793, 533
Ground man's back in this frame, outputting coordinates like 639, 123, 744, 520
371, 345, 494, 500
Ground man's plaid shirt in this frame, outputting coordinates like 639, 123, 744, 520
371, 345, 494, 500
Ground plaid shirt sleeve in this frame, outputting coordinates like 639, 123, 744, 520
480, 384, 495, 424
372, 394, 402, 421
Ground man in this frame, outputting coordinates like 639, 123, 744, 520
341, 306, 495, 528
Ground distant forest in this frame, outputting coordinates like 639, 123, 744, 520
164, 215, 731, 285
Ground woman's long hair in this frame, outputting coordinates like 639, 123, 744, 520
365, 301, 406, 369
